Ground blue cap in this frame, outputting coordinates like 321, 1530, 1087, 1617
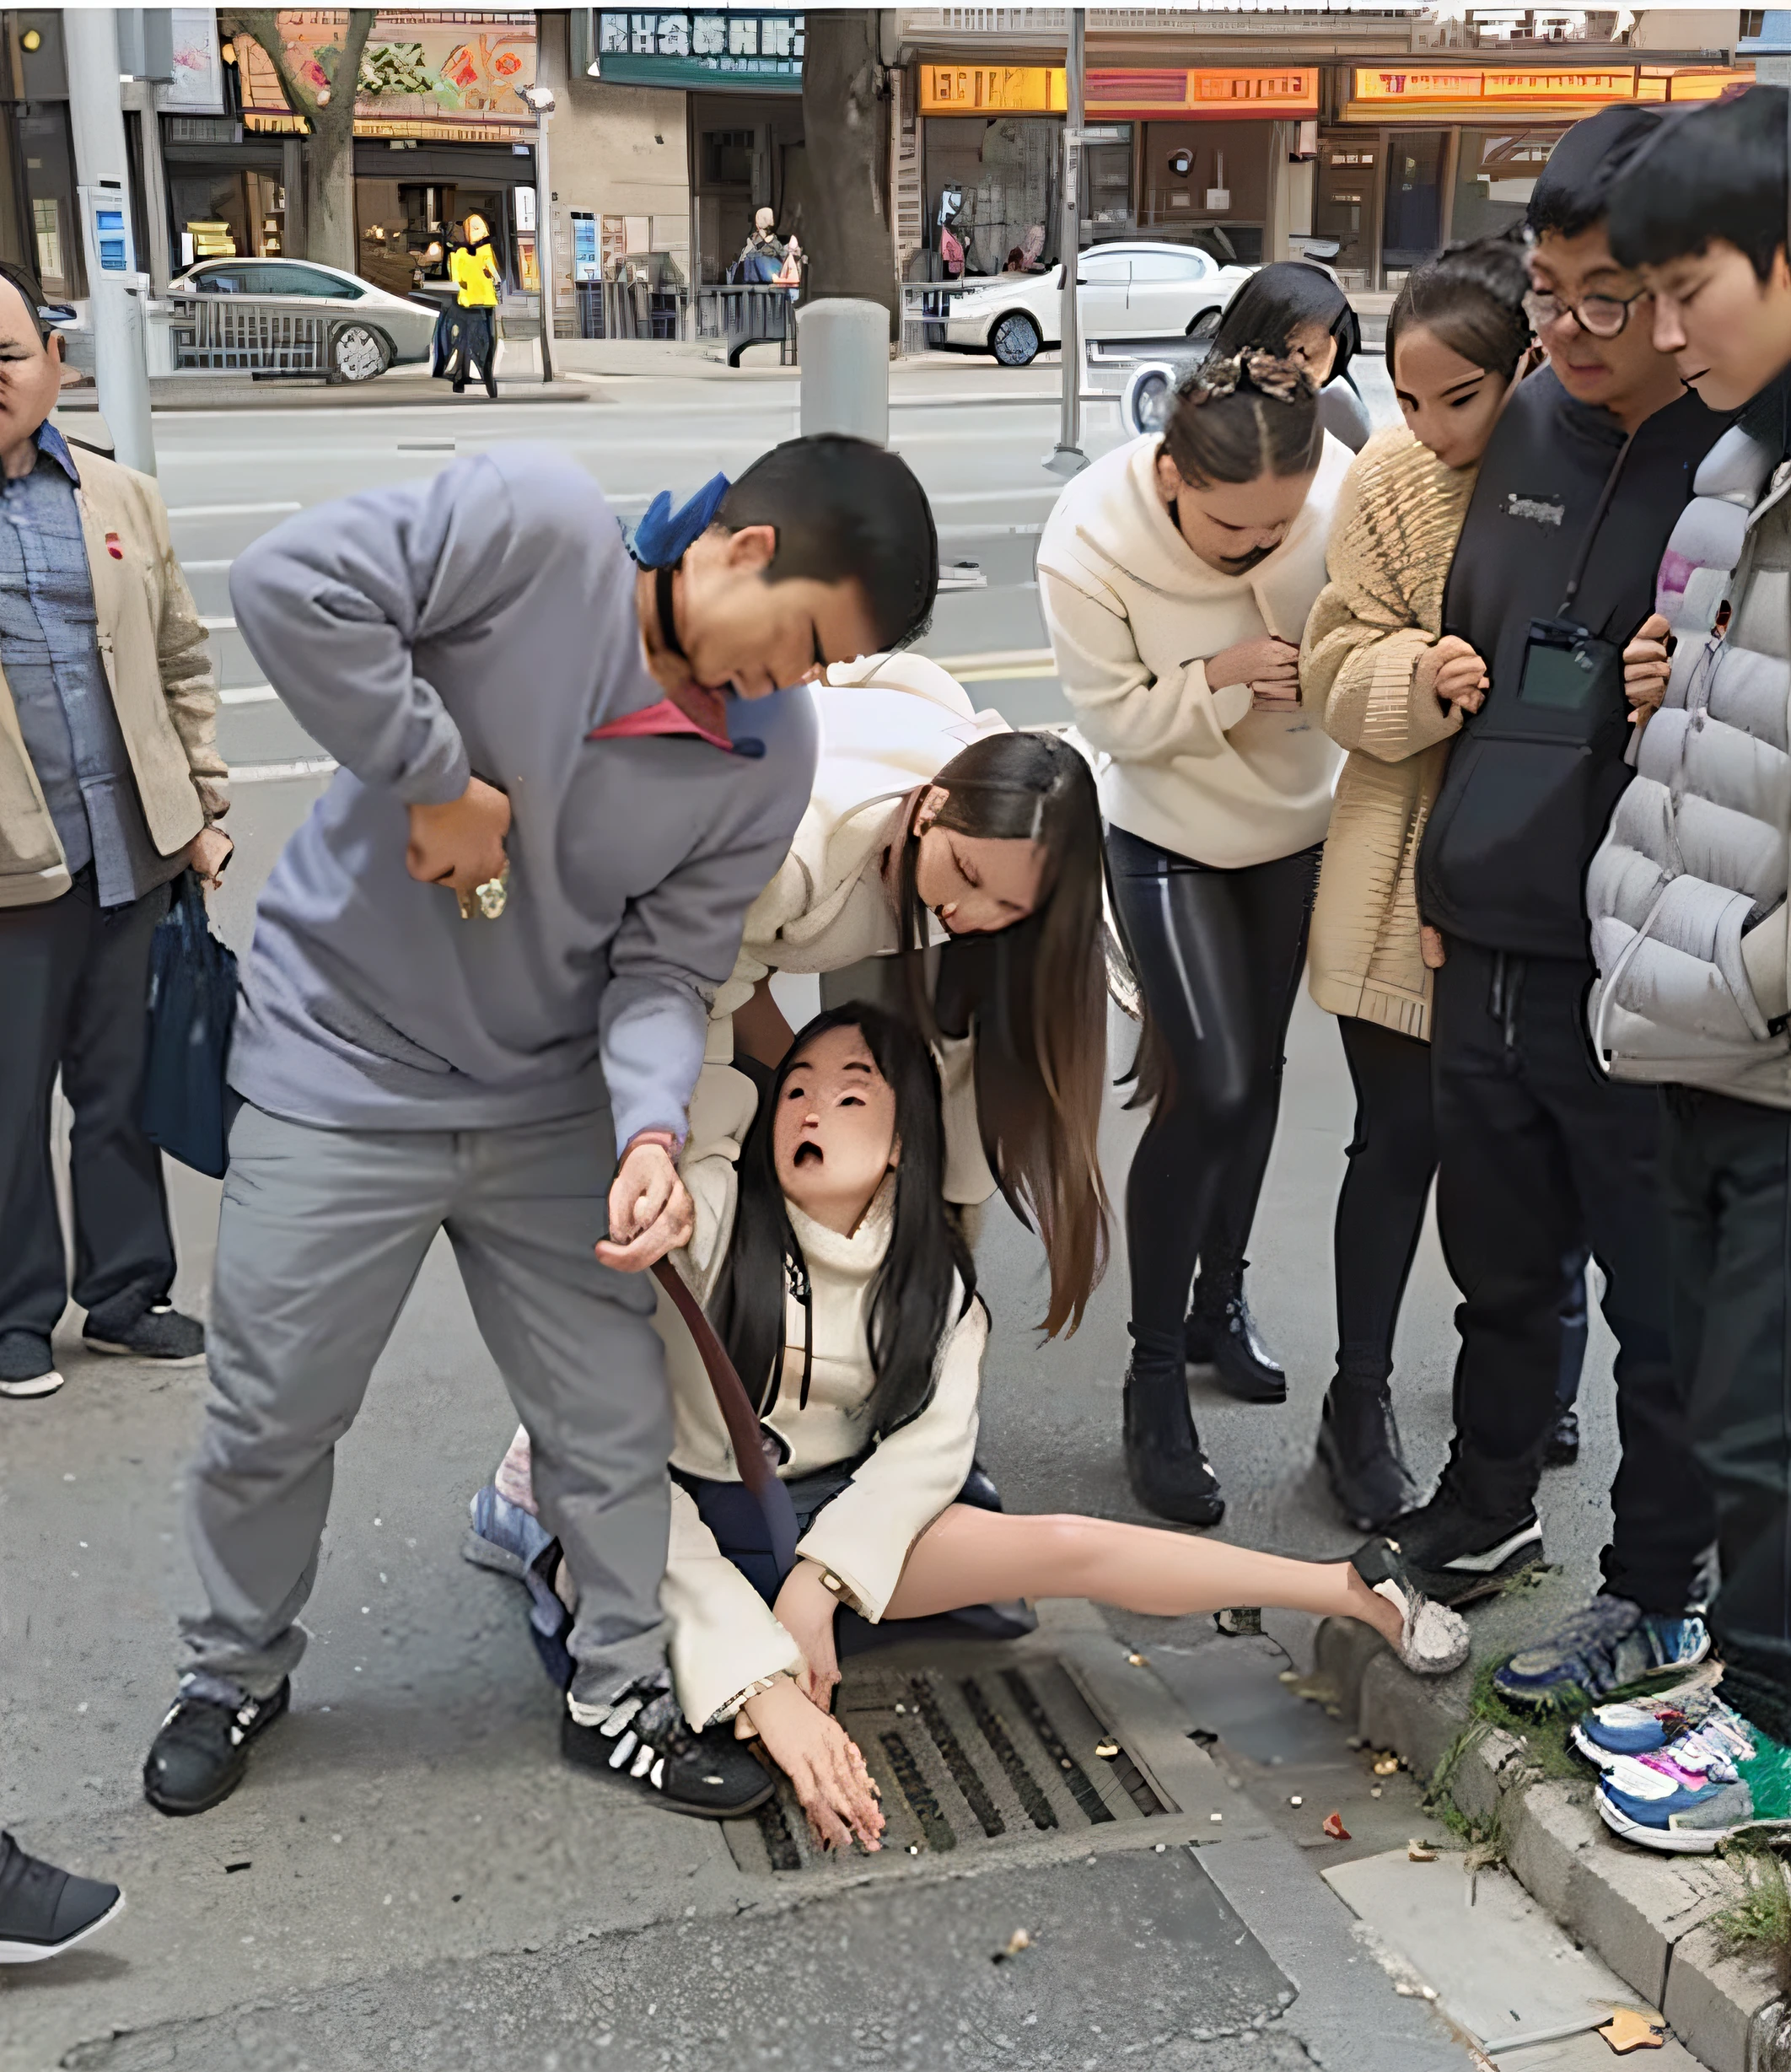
631, 472, 731, 568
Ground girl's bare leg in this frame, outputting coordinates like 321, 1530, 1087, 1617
882, 1506, 1405, 1650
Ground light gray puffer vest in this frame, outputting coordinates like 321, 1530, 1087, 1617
1586, 421, 1791, 1108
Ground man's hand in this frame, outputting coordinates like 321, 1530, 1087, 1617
773, 1559, 843, 1711
594, 1139, 693, 1273
741, 1677, 884, 1853
1623, 612, 1674, 727
1208, 635, 1299, 695
1417, 635, 1489, 714
186, 825, 234, 892
406, 776, 511, 896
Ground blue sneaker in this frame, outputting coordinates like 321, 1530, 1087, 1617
1595, 1701, 1791, 1854
1570, 1668, 1725, 1771
1491, 1596, 1709, 1714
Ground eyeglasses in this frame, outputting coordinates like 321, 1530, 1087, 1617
1522, 285, 1651, 340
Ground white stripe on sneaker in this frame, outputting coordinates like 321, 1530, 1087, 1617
1443, 1520, 1543, 1574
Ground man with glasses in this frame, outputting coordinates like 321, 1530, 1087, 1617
1395, 108, 1722, 1714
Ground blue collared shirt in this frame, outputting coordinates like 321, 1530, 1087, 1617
1, 422, 175, 907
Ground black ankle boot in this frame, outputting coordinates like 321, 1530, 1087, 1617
1124, 1354, 1224, 1527
1185, 1267, 1287, 1405
1316, 1376, 1417, 1532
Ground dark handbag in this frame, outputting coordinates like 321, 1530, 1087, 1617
140, 869, 239, 1179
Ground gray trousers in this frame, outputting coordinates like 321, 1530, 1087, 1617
181, 1101, 672, 1713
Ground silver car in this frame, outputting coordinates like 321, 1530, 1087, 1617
169, 258, 438, 383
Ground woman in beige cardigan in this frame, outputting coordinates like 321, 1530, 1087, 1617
1300, 236, 1557, 1531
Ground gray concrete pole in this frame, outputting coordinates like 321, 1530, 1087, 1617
535, 114, 556, 383
65, 8, 155, 474
1046, 7, 1086, 478
797, 299, 889, 444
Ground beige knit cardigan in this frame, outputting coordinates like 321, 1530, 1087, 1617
1299, 427, 1477, 1041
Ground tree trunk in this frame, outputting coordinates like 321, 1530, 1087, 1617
799, 12, 896, 339
224, 10, 372, 270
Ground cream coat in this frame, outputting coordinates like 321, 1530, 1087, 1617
0, 435, 224, 907
1036, 430, 1349, 867
660, 1065, 985, 1730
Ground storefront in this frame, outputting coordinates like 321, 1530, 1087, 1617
222, 10, 537, 296
0, 13, 90, 302
1320, 62, 1755, 291
590, 12, 804, 288
913, 62, 1317, 278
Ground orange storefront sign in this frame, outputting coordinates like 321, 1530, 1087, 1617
917, 64, 1318, 120
1347, 63, 1754, 119
917, 64, 1066, 113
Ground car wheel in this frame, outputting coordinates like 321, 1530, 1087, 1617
329, 323, 390, 383
991, 312, 1041, 368
1186, 307, 1222, 344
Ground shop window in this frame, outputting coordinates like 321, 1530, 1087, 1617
31, 198, 59, 286
925, 115, 1057, 277
19, 108, 81, 299
703, 128, 756, 188
1452, 130, 1557, 245
1383, 130, 1447, 277
1082, 128, 1133, 237
1314, 140, 1377, 289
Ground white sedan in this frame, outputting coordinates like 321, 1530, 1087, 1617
943, 241, 1257, 367
169, 257, 441, 382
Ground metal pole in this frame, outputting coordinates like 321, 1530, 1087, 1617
535, 112, 556, 384
1046, 7, 1086, 477
65, 9, 155, 473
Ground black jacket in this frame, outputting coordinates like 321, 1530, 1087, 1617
1417, 369, 1720, 960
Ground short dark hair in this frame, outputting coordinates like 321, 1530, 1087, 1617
1528, 103, 1665, 242
1386, 231, 1533, 384
1213, 260, 1359, 387
719, 433, 939, 650
0, 258, 56, 347
1162, 351, 1321, 487
1608, 85, 1788, 283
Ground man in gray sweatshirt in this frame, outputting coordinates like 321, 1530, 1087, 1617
141, 433, 939, 1819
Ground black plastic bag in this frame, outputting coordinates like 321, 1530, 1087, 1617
140, 869, 239, 1179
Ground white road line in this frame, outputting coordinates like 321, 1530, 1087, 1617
200, 616, 236, 631
231, 756, 337, 784
181, 557, 234, 573
932, 648, 1054, 673
219, 684, 277, 704
166, 501, 301, 519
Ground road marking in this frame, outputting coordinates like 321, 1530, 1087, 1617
200, 616, 236, 631
181, 557, 234, 573
933, 648, 1054, 673
219, 684, 277, 704
166, 501, 301, 519
231, 756, 337, 784
955, 662, 1058, 683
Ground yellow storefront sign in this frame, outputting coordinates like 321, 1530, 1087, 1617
918, 64, 1067, 114
918, 64, 1319, 119
1348, 63, 1752, 119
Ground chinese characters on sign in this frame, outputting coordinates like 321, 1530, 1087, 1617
238, 10, 537, 141
1349, 65, 1753, 109
916, 66, 1318, 119
595, 13, 804, 81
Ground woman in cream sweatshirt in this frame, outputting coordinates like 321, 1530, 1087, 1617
1298, 235, 1591, 1533
474, 1004, 1469, 1844
1039, 350, 1350, 1528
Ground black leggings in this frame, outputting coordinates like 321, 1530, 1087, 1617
1335, 1012, 1589, 1400
1106, 826, 1320, 1359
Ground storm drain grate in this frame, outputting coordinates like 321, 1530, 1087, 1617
729, 1649, 1166, 1876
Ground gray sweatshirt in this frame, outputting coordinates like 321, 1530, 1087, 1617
226, 445, 817, 1148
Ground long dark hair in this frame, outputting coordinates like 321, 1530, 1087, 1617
1212, 260, 1361, 390
711, 1005, 975, 1440
891, 730, 1110, 1338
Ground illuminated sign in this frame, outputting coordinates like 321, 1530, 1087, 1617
1353, 67, 1638, 104
919, 66, 1317, 119
919, 64, 1066, 113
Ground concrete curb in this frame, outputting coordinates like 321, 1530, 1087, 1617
1312, 1619, 1783, 2071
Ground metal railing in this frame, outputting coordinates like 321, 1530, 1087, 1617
166, 293, 329, 373
578, 279, 689, 343
900, 278, 1015, 358
692, 284, 798, 367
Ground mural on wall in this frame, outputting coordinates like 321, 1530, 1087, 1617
239, 10, 536, 139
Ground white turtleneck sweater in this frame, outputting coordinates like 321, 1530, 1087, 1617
658, 1065, 986, 1731
1037, 431, 1349, 867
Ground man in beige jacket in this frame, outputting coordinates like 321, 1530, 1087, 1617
0, 261, 229, 1401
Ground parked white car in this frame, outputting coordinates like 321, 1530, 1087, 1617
169, 257, 439, 382
942, 241, 1258, 367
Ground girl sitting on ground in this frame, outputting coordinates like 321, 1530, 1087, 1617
474, 1005, 1471, 1850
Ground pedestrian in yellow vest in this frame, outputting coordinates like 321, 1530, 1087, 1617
449, 213, 501, 399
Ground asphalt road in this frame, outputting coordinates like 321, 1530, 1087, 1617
0, 353, 1617, 2072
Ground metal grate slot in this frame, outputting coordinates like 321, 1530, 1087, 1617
1002, 1668, 1115, 1827
1108, 1743, 1170, 1817
959, 1675, 1057, 1831
879, 1730, 958, 1852
754, 1793, 803, 1871
910, 1675, 1004, 1838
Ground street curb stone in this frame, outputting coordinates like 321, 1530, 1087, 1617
1313, 1617, 1779, 2072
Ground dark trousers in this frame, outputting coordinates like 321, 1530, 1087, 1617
1336, 1013, 1589, 1401
0, 871, 175, 1339
1663, 1087, 1791, 1743
451, 306, 498, 396
1431, 940, 1712, 1613
1105, 826, 1319, 1354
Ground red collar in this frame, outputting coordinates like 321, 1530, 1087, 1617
588, 684, 733, 752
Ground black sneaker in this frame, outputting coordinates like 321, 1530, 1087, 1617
1544, 1407, 1581, 1468
143, 1677, 290, 1816
1185, 1287, 1287, 1405
0, 1330, 62, 1399
84, 1302, 205, 1365
1390, 1482, 1544, 1608
562, 1682, 774, 1818
0, 1833, 124, 1962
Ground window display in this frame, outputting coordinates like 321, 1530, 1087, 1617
924, 116, 1057, 277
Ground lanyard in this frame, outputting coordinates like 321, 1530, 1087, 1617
1556, 428, 1638, 625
